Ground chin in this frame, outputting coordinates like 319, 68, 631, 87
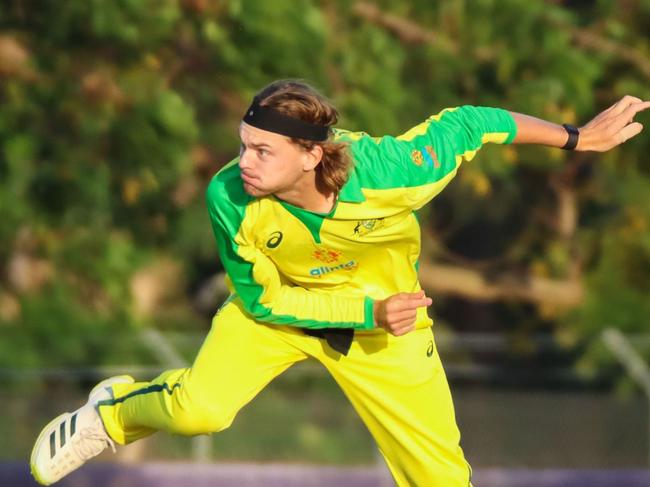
242, 182, 269, 197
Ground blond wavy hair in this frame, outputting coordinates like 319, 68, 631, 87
254, 80, 351, 195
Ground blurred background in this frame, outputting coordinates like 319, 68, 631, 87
1, 0, 650, 485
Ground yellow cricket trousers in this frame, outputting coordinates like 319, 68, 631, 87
98, 298, 472, 487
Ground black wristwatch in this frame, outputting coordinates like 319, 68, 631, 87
561, 124, 580, 150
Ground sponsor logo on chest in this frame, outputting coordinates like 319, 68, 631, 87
310, 247, 358, 278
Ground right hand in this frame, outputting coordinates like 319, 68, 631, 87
577, 95, 650, 152
373, 290, 432, 336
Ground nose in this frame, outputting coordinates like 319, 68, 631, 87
239, 148, 254, 170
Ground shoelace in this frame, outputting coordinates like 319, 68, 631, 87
72, 427, 116, 461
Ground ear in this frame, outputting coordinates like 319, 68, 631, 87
302, 144, 324, 171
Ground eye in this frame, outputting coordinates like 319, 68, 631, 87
258, 149, 269, 157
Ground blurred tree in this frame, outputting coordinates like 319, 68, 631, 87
0, 0, 649, 376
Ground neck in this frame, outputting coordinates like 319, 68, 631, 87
275, 172, 336, 213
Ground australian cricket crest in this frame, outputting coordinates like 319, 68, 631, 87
353, 218, 385, 237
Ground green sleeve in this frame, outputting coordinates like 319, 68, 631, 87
338, 105, 517, 194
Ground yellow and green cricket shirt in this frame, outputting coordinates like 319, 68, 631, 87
206, 105, 517, 332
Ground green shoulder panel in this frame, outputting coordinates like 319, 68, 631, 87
205, 158, 262, 310
206, 158, 251, 236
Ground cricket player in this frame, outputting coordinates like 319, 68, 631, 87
30, 80, 649, 486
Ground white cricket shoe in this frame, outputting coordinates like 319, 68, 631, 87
30, 375, 134, 485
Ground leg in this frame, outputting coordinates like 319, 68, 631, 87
98, 298, 309, 444
317, 328, 472, 487
31, 297, 310, 485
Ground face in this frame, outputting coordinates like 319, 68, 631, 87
238, 122, 322, 197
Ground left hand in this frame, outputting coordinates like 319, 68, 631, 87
373, 290, 432, 336
577, 95, 650, 152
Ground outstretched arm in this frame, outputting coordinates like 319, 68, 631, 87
511, 95, 650, 151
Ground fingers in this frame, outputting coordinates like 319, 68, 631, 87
607, 102, 649, 146
389, 290, 432, 312
387, 300, 429, 314
381, 306, 418, 335
386, 317, 416, 336
617, 101, 650, 124
582, 97, 649, 150
379, 290, 432, 336
391, 308, 417, 322
408, 290, 433, 305
407, 296, 432, 309
610, 95, 645, 116
391, 324, 415, 336
592, 97, 647, 129
598, 100, 650, 132
619, 122, 644, 144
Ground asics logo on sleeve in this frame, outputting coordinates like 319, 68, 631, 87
266, 231, 283, 248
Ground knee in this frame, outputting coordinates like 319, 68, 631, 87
170, 402, 235, 436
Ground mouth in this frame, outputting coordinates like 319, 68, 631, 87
241, 172, 257, 185
241, 175, 262, 195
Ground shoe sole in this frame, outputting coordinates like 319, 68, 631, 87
30, 375, 135, 486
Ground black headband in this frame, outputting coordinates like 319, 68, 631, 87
242, 98, 330, 142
